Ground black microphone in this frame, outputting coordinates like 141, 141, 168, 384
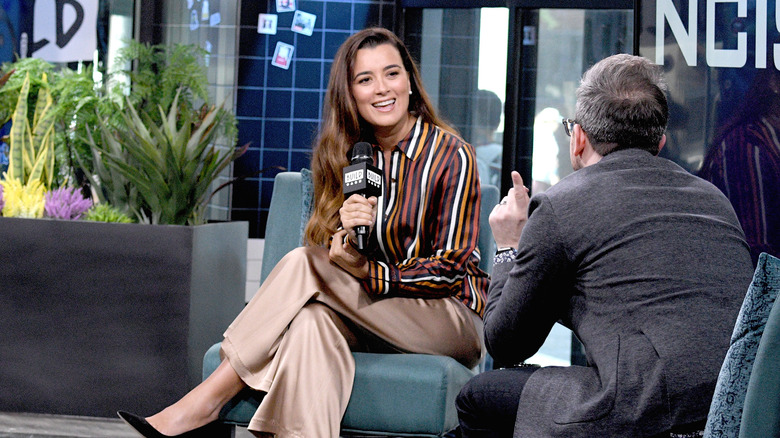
343, 142, 382, 250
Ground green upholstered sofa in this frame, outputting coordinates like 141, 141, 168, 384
203, 171, 499, 437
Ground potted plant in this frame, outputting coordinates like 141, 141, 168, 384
83, 90, 246, 225
0, 44, 248, 418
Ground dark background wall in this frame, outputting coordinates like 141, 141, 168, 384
231, 0, 396, 237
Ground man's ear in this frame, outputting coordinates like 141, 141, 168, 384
657, 134, 666, 154
572, 124, 588, 158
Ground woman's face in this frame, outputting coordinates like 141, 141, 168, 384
350, 43, 413, 138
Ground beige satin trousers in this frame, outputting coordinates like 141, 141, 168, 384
220, 246, 483, 438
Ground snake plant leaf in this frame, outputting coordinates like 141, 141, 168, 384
5, 71, 56, 189
31, 96, 55, 142
22, 114, 37, 168
29, 104, 56, 189
20, 118, 34, 178
28, 143, 49, 185
32, 74, 51, 127
45, 124, 55, 188
6, 73, 30, 182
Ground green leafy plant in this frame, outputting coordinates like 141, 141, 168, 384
0, 58, 55, 126
50, 65, 118, 185
85, 91, 247, 225
0, 58, 115, 188
112, 41, 236, 141
0, 43, 240, 225
0, 68, 13, 176
0, 68, 14, 114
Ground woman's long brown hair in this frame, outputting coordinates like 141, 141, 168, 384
303, 27, 457, 246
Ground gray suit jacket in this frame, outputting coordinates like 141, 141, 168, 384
484, 149, 754, 437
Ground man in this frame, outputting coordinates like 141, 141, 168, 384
473, 89, 504, 186
456, 54, 754, 437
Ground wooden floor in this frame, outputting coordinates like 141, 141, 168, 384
0, 412, 255, 438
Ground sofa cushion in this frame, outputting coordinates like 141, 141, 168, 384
203, 343, 475, 436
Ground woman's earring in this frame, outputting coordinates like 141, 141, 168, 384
409, 89, 413, 95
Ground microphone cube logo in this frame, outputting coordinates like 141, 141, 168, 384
343, 164, 382, 198
344, 169, 364, 186
367, 169, 381, 188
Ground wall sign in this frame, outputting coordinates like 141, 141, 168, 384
30, 0, 97, 63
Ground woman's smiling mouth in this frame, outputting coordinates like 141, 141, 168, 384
373, 99, 396, 110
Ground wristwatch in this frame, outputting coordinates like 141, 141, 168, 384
494, 247, 518, 264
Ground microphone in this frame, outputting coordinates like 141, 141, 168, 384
343, 142, 382, 250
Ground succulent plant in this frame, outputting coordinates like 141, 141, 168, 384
84, 203, 133, 223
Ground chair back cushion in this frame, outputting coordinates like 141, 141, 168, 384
704, 252, 780, 437
260, 172, 305, 283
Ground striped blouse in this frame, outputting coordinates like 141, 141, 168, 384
359, 117, 489, 317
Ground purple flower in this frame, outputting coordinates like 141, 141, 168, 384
0, 183, 4, 214
44, 187, 93, 220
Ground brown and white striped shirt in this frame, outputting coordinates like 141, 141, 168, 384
360, 117, 489, 317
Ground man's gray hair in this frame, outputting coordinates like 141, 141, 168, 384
575, 54, 669, 156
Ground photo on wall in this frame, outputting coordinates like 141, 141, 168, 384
272, 41, 294, 69
291, 10, 315, 36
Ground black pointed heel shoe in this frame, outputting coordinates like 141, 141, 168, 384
117, 410, 223, 438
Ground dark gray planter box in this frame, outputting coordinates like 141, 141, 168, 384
0, 218, 247, 418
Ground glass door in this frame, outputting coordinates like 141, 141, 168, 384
532, 9, 633, 194
404, 3, 633, 367
404, 8, 509, 188
527, 8, 633, 367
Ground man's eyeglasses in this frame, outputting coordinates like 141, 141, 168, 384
562, 118, 576, 137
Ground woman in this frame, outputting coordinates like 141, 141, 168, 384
699, 66, 780, 266
118, 27, 487, 438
